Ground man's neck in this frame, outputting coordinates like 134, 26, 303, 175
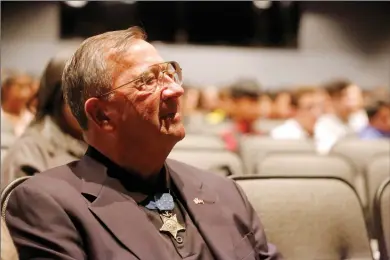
334, 110, 349, 123
90, 139, 173, 180
294, 116, 314, 136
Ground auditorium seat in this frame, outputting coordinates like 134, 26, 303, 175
374, 178, 390, 260
168, 150, 243, 176
239, 137, 316, 175
254, 119, 285, 134
1, 176, 31, 221
331, 139, 390, 208
233, 176, 373, 260
366, 154, 390, 222
257, 153, 356, 186
174, 134, 226, 151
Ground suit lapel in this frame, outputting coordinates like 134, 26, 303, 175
167, 159, 236, 260
75, 156, 171, 260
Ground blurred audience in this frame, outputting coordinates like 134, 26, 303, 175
1, 70, 35, 137
271, 86, 324, 139
346, 83, 368, 132
221, 79, 262, 151
359, 100, 390, 139
258, 92, 274, 118
271, 90, 292, 119
181, 85, 231, 134
1, 52, 87, 188
314, 80, 367, 154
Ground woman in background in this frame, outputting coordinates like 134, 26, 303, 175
1, 51, 87, 188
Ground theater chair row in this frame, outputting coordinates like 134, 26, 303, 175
232, 175, 390, 260
1, 168, 388, 260
169, 135, 390, 259
171, 135, 389, 207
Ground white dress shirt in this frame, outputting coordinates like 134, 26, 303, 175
314, 114, 354, 154
270, 119, 309, 140
348, 109, 368, 133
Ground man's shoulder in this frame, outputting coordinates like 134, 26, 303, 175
11, 162, 81, 198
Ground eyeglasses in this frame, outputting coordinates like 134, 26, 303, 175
98, 61, 182, 97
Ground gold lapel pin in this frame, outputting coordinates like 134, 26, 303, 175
193, 198, 204, 204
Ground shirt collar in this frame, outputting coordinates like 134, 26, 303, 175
85, 146, 170, 203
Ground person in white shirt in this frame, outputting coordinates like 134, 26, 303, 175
315, 80, 366, 154
271, 86, 324, 139
346, 84, 368, 132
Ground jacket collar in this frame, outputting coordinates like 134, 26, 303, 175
72, 150, 237, 259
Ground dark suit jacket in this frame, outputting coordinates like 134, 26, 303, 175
6, 155, 282, 260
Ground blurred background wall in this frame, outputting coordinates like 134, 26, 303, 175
1, 1, 389, 89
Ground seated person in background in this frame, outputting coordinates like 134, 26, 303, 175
203, 86, 229, 125
271, 86, 324, 139
5, 27, 281, 260
345, 82, 368, 132
315, 80, 361, 154
181, 85, 231, 134
271, 90, 293, 119
359, 101, 390, 139
1, 70, 35, 137
221, 79, 262, 151
258, 92, 274, 119
1, 52, 87, 188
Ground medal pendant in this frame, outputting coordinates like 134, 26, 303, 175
159, 213, 185, 239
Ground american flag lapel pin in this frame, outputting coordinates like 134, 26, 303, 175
193, 198, 204, 204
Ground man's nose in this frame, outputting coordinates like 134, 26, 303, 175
161, 82, 184, 100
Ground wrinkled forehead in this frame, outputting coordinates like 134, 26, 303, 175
106, 39, 164, 83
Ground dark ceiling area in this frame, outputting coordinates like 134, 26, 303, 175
59, 1, 301, 48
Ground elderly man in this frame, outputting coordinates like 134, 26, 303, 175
5, 27, 281, 260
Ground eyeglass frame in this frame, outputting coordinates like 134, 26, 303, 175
97, 61, 182, 98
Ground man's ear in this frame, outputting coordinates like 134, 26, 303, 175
84, 98, 114, 132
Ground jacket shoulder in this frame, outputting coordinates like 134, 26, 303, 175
11, 162, 82, 198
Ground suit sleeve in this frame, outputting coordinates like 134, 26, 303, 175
5, 183, 86, 260
232, 181, 283, 260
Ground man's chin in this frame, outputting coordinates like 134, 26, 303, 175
161, 123, 185, 140
170, 125, 186, 141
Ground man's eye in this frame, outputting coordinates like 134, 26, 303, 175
144, 76, 157, 86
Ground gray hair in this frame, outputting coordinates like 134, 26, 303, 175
62, 26, 146, 129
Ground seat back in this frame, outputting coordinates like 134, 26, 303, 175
1, 176, 31, 221
233, 176, 372, 260
374, 178, 390, 260
331, 139, 390, 207
168, 150, 243, 176
331, 139, 390, 171
174, 134, 226, 151
257, 153, 356, 186
254, 119, 285, 134
239, 136, 316, 175
366, 154, 390, 217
